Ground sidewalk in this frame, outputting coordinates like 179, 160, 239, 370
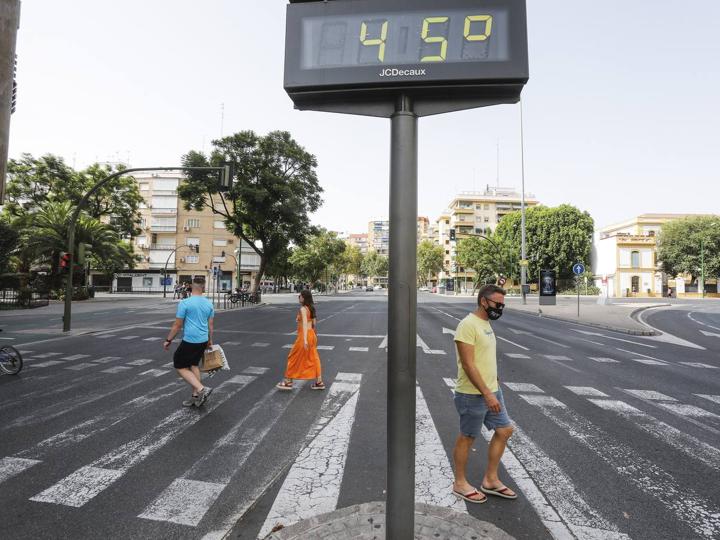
263, 502, 514, 540
503, 296, 665, 335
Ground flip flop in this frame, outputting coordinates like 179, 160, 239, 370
452, 489, 487, 504
480, 485, 518, 499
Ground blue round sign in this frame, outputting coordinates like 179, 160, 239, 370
573, 263, 585, 275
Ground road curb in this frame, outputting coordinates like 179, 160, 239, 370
506, 307, 658, 336
262, 501, 515, 540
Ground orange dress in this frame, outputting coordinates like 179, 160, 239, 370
285, 306, 322, 380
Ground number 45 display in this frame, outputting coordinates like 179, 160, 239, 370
361, 15, 493, 63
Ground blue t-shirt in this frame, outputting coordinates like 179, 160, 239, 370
176, 295, 214, 343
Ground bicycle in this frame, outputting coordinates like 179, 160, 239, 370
0, 345, 23, 375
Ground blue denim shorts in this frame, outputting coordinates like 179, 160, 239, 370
454, 389, 512, 438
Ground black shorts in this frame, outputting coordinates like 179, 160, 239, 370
173, 340, 208, 369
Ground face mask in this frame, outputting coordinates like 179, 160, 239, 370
483, 300, 504, 321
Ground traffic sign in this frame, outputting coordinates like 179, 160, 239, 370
573, 263, 585, 275
519, 259, 529, 267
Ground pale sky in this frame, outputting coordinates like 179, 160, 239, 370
9, 1, 720, 232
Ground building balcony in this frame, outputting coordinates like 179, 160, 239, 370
150, 225, 177, 232
616, 235, 656, 245
453, 208, 475, 214
149, 244, 176, 251
152, 190, 177, 196
151, 208, 177, 215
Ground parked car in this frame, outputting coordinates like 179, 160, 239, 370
419, 286, 429, 292
365, 286, 374, 292
374, 285, 383, 291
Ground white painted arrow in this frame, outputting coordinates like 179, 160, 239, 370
442, 327, 456, 337
571, 329, 656, 348
700, 330, 720, 338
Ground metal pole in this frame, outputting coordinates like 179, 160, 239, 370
0, 0, 21, 203
63, 166, 223, 332
577, 277, 580, 317
387, 94, 417, 540
519, 98, 528, 304
701, 239, 705, 299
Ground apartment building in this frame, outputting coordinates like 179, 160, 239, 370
104, 172, 260, 293
434, 186, 539, 290
592, 213, 718, 298
367, 219, 390, 256
347, 233, 369, 254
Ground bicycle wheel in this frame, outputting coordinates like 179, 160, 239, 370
0, 345, 23, 375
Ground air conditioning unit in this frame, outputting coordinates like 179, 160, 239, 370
183, 226, 190, 231
180, 257, 186, 263
227, 239, 234, 244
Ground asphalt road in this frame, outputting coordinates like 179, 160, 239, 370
0, 293, 718, 539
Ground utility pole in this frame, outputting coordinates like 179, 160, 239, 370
519, 98, 528, 304
701, 238, 705, 299
0, 0, 21, 202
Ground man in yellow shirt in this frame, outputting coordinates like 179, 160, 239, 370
452, 284, 517, 504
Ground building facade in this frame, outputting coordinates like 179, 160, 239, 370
101, 172, 260, 293
367, 219, 389, 256
592, 213, 718, 298
434, 186, 540, 291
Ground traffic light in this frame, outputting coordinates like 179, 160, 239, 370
449, 228, 456, 241
220, 161, 234, 191
59, 252, 71, 272
77, 243, 92, 265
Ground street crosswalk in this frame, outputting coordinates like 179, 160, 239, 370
3, 327, 719, 539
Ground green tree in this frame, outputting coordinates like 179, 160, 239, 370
178, 131, 323, 292
495, 204, 594, 280
361, 250, 389, 280
90, 241, 139, 285
417, 240, 444, 286
0, 219, 19, 273
289, 229, 346, 286
3, 154, 142, 238
657, 216, 720, 284
340, 244, 365, 285
455, 232, 510, 288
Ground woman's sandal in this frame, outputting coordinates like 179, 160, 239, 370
276, 380, 293, 391
311, 381, 326, 390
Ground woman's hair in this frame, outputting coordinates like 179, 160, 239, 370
299, 290, 317, 319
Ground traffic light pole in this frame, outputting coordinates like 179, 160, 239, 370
386, 94, 417, 540
0, 0, 21, 202
520, 99, 528, 304
63, 166, 224, 332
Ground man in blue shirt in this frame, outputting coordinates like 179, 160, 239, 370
163, 277, 215, 407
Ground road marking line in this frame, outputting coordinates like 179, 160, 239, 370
588, 357, 620, 363
127, 358, 154, 366
519, 393, 720, 539
657, 403, 720, 419
0, 337, 15, 340
427, 349, 446, 355
624, 390, 677, 402
564, 386, 609, 397
0, 457, 42, 484
95, 334, 116, 339
222, 341, 242, 346
379, 335, 388, 348
251, 342, 270, 347
29, 360, 65, 368
119, 336, 138, 340
507, 327, 568, 348
349, 347, 369, 352
571, 329, 656, 348
31, 352, 62, 358
17, 350, 33, 354
282, 344, 293, 349
92, 356, 121, 364
241, 366, 269, 375
504, 382, 544, 393
64, 363, 97, 371
680, 362, 718, 369
615, 348, 666, 362
29, 379, 254, 508
102, 366, 132, 373
505, 353, 530, 359
588, 399, 720, 470
317, 345, 334, 350
61, 354, 90, 361
415, 386, 466, 512
162, 362, 174, 368
258, 378, 362, 537
696, 394, 720, 405
336, 372, 362, 383
143, 337, 162, 341
140, 369, 170, 377
139, 380, 306, 526
498, 336, 530, 351
630, 358, 667, 366
544, 355, 572, 361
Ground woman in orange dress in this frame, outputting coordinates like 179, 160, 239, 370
276, 290, 324, 391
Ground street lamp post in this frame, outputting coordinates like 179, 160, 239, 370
519, 98, 528, 304
701, 238, 705, 299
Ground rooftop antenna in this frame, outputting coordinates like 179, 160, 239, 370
220, 103, 225, 137
496, 139, 500, 188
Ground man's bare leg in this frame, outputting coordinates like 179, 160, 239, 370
482, 426, 516, 495
452, 434, 486, 501
176, 367, 203, 394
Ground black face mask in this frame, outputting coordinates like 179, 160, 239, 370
483, 299, 504, 321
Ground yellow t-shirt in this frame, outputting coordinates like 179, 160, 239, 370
454, 313, 498, 395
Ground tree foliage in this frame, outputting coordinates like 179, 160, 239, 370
455, 232, 511, 287
4, 154, 143, 238
495, 205, 594, 280
340, 244, 365, 278
361, 250, 389, 279
178, 131, 323, 292
657, 216, 720, 283
0, 219, 19, 273
417, 240, 444, 286
289, 229, 346, 285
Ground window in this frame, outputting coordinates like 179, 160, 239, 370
445, 220, 449, 225
143, 277, 153, 288
213, 239, 228, 247
214, 220, 226, 229
631, 251, 640, 268
140, 218, 147, 228
185, 218, 200, 229
185, 255, 199, 264
186, 237, 200, 246
445, 240, 449, 245
153, 178, 178, 191
484, 204, 490, 210
136, 236, 147, 247
151, 196, 176, 209
445, 250, 450, 255
484, 217, 489, 223
631, 276, 640, 293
